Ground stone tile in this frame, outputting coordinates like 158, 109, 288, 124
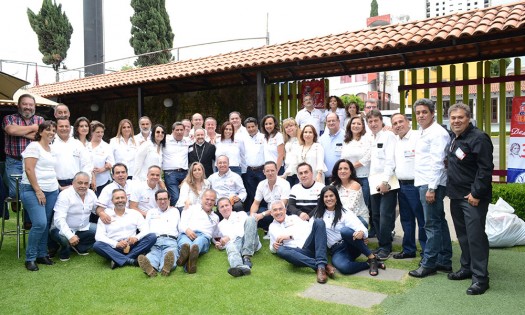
300, 283, 388, 308
353, 267, 407, 281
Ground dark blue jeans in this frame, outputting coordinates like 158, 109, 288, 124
93, 233, 157, 267
330, 227, 371, 274
164, 169, 187, 206
398, 183, 426, 255
242, 167, 265, 212
370, 189, 398, 253
276, 219, 327, 270
49, 224, 97, 256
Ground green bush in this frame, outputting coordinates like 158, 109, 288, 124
492, 183, 525, 220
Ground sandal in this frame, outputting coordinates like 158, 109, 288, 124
368, 255, 386, 276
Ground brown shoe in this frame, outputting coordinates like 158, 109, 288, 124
138, 255, 157, 277
161, 251, 175, 276
326, 264, 336, 279
187, 244, 199, 274
317, 267, 327, 284
176, 243, 190, 266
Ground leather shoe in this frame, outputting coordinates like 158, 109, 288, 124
436, 265, 452, 272
467, 282, 489, 295
25, 261, 39, 271
393, 251, 416, 259
36, 256, 54, 265
326, 264, 336, 279
316, 267, 327, 284
409, 266, 436, 278
176, 243, 190, 267
448, 269, 473, 280
187, 244, 199, 274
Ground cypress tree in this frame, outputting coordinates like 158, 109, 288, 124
370, 0, 379, 17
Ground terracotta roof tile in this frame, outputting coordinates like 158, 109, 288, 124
30, 1, 525, 98
431, 81, 525, 96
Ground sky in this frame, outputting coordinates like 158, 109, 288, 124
0, 0, 514, 86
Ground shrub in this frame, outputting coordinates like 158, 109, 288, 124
492, 183, 525, 220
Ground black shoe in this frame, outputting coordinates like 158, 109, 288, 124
176, 243, 190, 266
409, 266, 437, 278
376, 250, 390, 260
25, 261, 39, 271
127, 259, 139, 267
466, 282, 489, 295
36, 256, 54, 265
110, 260, 118, 269
436, 265, 453, 272
242, 256, 252, 269
448, 269, 473, 280
393, 252, 416, 259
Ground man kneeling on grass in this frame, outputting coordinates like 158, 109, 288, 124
268, 200, 335, 284
93, 189, 157, 269
176, 189, 219, 274
137, 189, 181, 277
215, 197, 261, 277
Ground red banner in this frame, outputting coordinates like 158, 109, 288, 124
508, 96, 525, 182
301, 80, 325, 109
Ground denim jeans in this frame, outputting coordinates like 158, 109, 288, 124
418, 185, 452, 269
49, 223, 97, 256
164, 170, 187, 206
370, 189, 398, 253
276, 219, 327, 270
93, 233, 157, 267
330, 227, 371, 274
242, 168, 265, 212
225, 216, 260, 268
398, 183, 427, 255
5, 157, 22, 199
178, 231, 211, 255
146, 236, 179, 271
21, 184, 59, 261
254, 203, 273, 232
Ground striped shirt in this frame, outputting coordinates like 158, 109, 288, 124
288, 181, 325, 216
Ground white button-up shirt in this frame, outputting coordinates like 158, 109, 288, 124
52, 136, 93, 181
133, 140, 163, 181
96, 180, 135, 209
130, 180, 160, 212
95, 208, 149, 248
110, 136, 139, 176
341, 135, 372, 178
414, 122, 450, 188
369, 130, 397, 182
179, 205, 219, 239
87, 140, 114, 187
394, 129, 419, 180
53, 186, 97, 240
144, 206, 180, 237
162, 134, 191, 170
208, 170, 247, 201
322, 209, 368, 248
217, 211, 248, 240
296, 108, 324, 134
254, 177, 291, 204
268, 215, 313, 253
215, 138, 246, 168
244, 132, 265, 167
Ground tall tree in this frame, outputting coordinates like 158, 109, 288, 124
27, 0, 73, 83
370, 0, 379, 17
130, 0, 174, 67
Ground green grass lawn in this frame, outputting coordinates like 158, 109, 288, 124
1, 219, 524, 315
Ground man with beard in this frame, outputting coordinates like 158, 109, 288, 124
188, 128, 215, 178
135, 116, 152, 145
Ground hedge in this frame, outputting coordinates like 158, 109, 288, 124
492, 183, 525, 221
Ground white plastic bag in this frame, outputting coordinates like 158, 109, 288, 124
485, 197, 525, 247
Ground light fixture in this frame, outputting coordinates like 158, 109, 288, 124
90, 104, 99, 112
163, 98, 173, 108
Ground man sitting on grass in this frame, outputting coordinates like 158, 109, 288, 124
177, 189, 219, 274
93, 189, 156, 269
215, 197, 261, 277
137, 189, 181, 277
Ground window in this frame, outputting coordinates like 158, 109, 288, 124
442, 100, 450, 118
491, 98, 498, 122
506, 97, 513, 121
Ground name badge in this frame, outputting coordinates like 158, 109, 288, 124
455, 147, 466, 160
404, 150, 415, 158
335, 143, 342, 153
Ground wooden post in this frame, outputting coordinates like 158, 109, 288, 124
137, 87, 144, 118
436, 66, 443, 126
484, 61, 492, 134
423, 68, 430, 99
476, 62, 484, 131
411, 69, 417, 130
281, 82, 289, 121
499, 58, 506, 173
256, 72, 266, 120
462, 63, 469, 105
399, 70, 405, 115
450, 64, 456, 105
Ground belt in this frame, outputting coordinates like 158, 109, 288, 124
247, 165, 264, 171
399, 179, 414, 185
7, 155, 22, 161
329, 239, 345, 250
165, 168, 186, 172
158, 234, 177, 240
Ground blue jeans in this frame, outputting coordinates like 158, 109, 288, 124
418, 185, 452, 269
49, 223, 97, 256
229, 166, 242, 177
225, 216, 260, 268
254, 203, 273, 231
242, 167, 265, 212
370, 189, 398, 253
146, 236, 180, 271
330, 227, 371, 274
5, 156, 22, 199
178, 231, 211, 255
358, 177, 371, 211
164, 170, 187, 206
93, 233, 157, 267
20, 184, 59, 261
286, 174, 298, 187
398, 183, 427, 255
276, 219, 327, 270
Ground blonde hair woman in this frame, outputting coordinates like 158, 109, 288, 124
110, 119, 138, 179
281, 117, 300, 186
176, 162, 211, 210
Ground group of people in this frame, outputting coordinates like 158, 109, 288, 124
2, 93, 494, 294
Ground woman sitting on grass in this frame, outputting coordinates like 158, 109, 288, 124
311, 185, 385, 276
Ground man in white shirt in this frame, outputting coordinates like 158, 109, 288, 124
295, 94, 324, 134
208, 155, 247, 213
391, 113, 426, 260
367, 109, 398, 260
205, 117, 220, 144
137, 189, 181, 277
130, 165, 162, 217
52, 118, 93, 187
409, 98, 453, 278
268, 200, 334, 284
318, 113, 344, 184
229, 111, 247, 136
135, 116, 152, 145
216, 197, 260, 277
188, 113, 204, 139
288, 163, 325, 221
181, 119, 192, 138
163, 122, 191, 206
50, 172, 97, 261
177, 189, 219, 274
93, 189, 157, 269
242, 117, 266, 212
250, 161, 290, 232
95, 163, 135, 224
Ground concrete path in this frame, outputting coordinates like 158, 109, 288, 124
301, 283, 388, 308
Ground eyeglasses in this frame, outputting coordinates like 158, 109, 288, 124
155, 131, 165, 134
366, 106, 377, 109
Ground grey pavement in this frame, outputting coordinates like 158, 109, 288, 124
300, 283, 388, 308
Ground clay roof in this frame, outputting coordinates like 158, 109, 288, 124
431, 81, 525, 96
30, 1, 525, 103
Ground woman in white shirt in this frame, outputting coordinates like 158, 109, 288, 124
87, 121, 114, 196
215, 121, 245, 176
341, 116, 372, 211
176, 162, 210, 211
323, 96, 346, 132
133, 124, 166, 181
281, 118, 300, 186
311, 186, 384, 276
288, 124, 326, 183
261, 115, 285, 174
343, 102, 361, 129
73, 117, 91, 147
20, 121, 60, 271
110, 119, 138, 179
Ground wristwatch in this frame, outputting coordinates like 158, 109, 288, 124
427, 188, 435, 193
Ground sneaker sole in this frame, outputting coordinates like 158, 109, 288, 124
161, 251, 175, 276
176, 244, 190, 266
138, 255, 157, 277
228, 267, 245, 277
187, 245, 199, 274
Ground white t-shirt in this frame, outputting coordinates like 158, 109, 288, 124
21, 142, 59, 192
263, 132, 284, 164
110, 136, 139, 176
